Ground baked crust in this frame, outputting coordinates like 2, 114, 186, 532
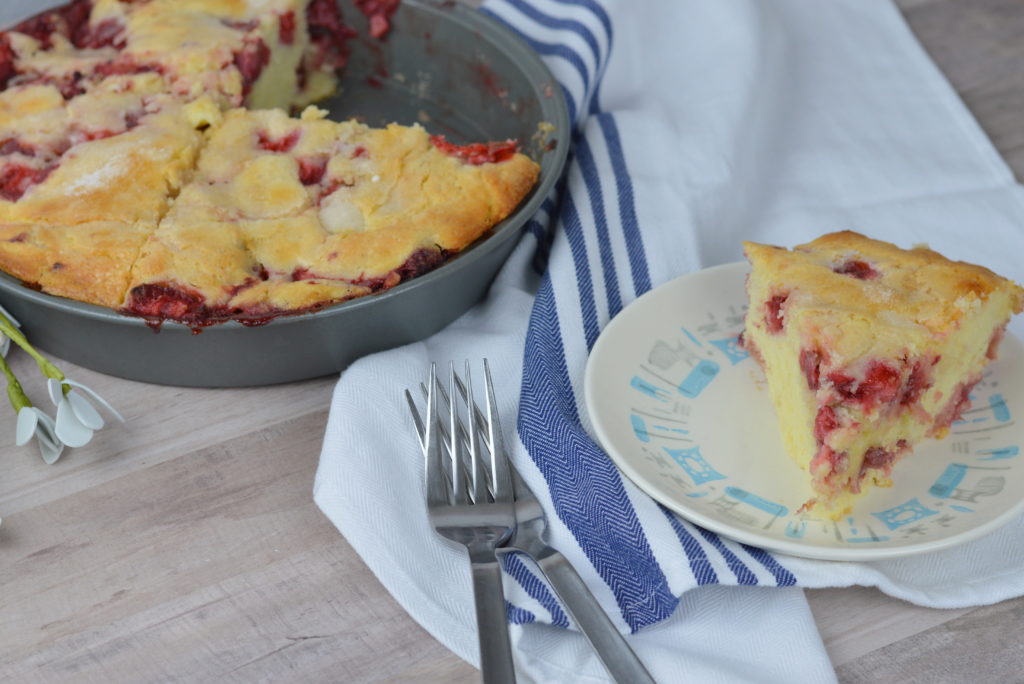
743, 230, 1023, 516
0, 221, 151, 307
0, 0, 541, 325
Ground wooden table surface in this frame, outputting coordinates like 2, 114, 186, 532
3, 1, 1024, 681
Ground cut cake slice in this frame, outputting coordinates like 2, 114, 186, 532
122, 106, 540, 326
742, 231, 1024, 517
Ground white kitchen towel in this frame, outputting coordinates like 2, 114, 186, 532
314, 0, 1024, 681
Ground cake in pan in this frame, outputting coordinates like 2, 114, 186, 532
741, 231, 1024, 517
0, 0, 539, 326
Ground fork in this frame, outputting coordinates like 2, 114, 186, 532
410, 363, 656, 684
407, 361, 518, 684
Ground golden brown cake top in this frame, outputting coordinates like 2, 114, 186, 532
0, 1, 542, 328
744, 230, 1024, 338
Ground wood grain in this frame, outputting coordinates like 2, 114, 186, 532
2, 1, 1024, 682
898, 0, 1024, 179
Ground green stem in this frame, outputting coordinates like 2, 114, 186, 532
0, 312, 66, 384
0, 350, 32, 411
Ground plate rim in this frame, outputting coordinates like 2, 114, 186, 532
584, 260, 1024, 562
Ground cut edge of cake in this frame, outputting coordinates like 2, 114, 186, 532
741, 230, 1024, 518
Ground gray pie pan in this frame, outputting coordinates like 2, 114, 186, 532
0, 0, 569, 387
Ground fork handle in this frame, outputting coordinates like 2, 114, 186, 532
538, 553, 656, 684
470, 557, 517, 683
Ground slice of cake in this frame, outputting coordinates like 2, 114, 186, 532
122, 106, 540, 326
0, 220, 151, 308
0, 88, 217, 225
742, 231, 1024, 517
3, 0, 352, 110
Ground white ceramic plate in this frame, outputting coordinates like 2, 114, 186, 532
584, 262, 1024, 561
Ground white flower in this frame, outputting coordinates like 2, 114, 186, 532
47, 378, 124, 449
16, 406, 64, 464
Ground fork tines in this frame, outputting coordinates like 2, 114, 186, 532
404, 359, 513, 506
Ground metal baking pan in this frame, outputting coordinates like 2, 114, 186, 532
0, 0, 569, 387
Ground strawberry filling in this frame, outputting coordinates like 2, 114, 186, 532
278, 10, 296, 44
306, 0, 355, 71
854, 440, 909, 490
257, 129, 300, 153
800, 347, 823, 390
125, 283, 206, 321
290, 248, 447, 292
77, 17, 126, 49
763, 293, 788, 334
125, 249, 452, 328
0, 162, 55, 201
94, 56, 162, 78
900, 357, 936, 406
9, 0, 92, 49
814, 405, 840, 444
429, 135, 519, 165
931, 375, 981, 435
828, 361, 902, 411
0, 138, 37, 157
298, 156, 328, 185
987, 323, 1007, 360
355, 0, 401, 40
832, 259, 879, 280
14, 70, 89, 99
0, 36, 16, 90
810, 445, 847, 483
234, 38, 271, 98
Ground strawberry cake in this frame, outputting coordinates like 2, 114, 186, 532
742, 231, 1024, 517
0, 0, 539, 326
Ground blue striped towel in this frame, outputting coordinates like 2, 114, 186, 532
316, 0, 1024, 680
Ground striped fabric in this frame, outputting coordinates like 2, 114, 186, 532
314, 4, 1024, 672
482, 0, 797, 632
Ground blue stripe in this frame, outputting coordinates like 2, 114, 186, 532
574, 134, 623, 317
501, 0, 604, 113
661, 507, 719, 585
496, 0, 796, 626
518, 278, 678, 632
507, 601, 537, 625
504, 0, 602, 71
480, 8, 583, 123
741, 543, 798, 587
694, 526, 759, 586
597, 113, 651, 296
503, 551, 571, 628
533, 187, 566, 275
560, 192, 601, 350
550, 0, 612, 42
547, 0, 613, 113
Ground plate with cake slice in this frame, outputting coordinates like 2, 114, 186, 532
585, 232, 1024, 560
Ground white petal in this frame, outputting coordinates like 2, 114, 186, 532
15, 407, 38, 446
55, 399, 94, 448
34, 410, 63, 450
39, 437, 64, 465
64, 379, 125, 422
47, 378, 64, 406
68, 390, 104, 430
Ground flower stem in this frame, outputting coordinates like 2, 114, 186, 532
0, 311, 66, 384
0, 351, 32, 411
